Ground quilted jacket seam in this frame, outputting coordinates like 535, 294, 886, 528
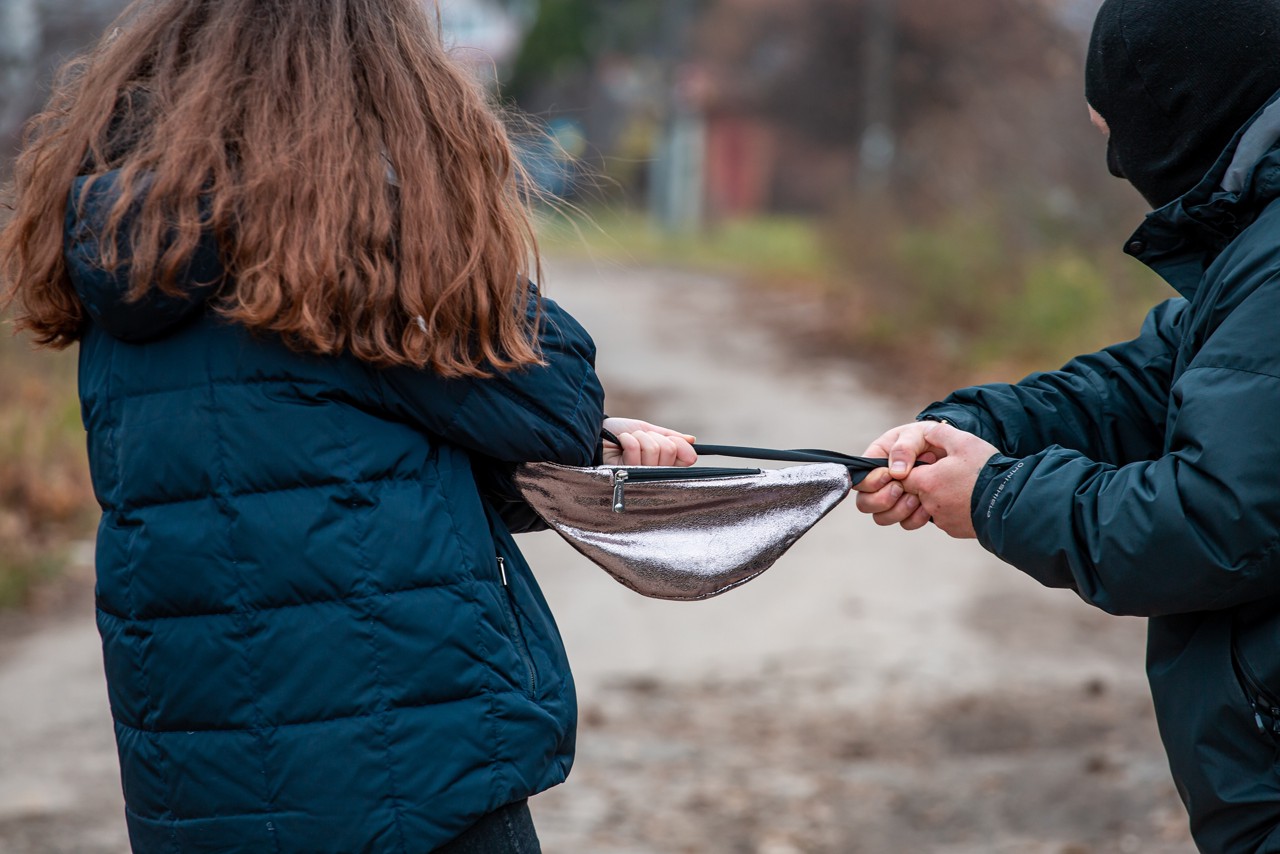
95, 577, 468, 624
110, 684, 567, 735
104, 472, 436, 514
105, 343, 178, 838
337, 415, 409, 852
96, 373, 335, 402
431, 451, 510, 809
206, 369, 282, 854
123, 803, 309, 825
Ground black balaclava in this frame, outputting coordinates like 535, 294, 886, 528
1085, 0, 1280, 208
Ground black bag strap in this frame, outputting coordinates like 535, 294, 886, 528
690, 444, 889, 476
601, 429, 891, 480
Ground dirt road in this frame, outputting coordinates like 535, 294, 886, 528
0, 259, 1193, 853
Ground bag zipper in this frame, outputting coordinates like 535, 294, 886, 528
610, 466, 762, 513
497, 556, 537, 695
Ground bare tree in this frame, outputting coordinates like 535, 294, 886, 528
696, 0, 1130, 225
1, 0, 128, 164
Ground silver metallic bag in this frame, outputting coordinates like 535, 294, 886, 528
512, 443, 887, 601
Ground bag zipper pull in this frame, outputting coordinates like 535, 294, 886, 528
498, 556, 508, 586
612, 469, 629, 513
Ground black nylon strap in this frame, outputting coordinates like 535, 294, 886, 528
600, 430, 894, 479
690, 444, 889, 474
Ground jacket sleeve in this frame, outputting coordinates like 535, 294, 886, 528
470, 459, 550, 534
377, 294, 606, 466
920, 298, 1186, 465
973, 292, 1280, 618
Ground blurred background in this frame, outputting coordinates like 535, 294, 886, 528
0, 1, 1191, 852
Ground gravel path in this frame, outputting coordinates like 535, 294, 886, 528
0, 258, 1194, 853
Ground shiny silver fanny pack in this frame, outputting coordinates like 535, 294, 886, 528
512, 443, 886, 601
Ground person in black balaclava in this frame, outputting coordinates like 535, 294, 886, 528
1085, 0, 1280, 208
855, 0, 1280, 849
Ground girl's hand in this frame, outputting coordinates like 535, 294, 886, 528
602, 417, 698, 467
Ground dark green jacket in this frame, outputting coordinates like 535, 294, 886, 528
923, 93, 1280, 852
68, 170, 605, 852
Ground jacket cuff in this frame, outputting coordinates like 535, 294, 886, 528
970, 453, 1030, 550
593, 416, 611, 466
916, 403, 1001, 447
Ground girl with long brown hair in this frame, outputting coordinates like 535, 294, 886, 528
1, 1, 695, 850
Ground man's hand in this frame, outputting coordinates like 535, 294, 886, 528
901, 423, 999, 539
602, 417, 698, 467
853, 421, 946, 530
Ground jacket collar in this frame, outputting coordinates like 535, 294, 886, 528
1126, 87, 1280, 299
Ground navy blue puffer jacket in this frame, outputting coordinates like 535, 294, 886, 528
67, 171, 605, 852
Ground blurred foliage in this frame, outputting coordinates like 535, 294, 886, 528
821, 196, 1171, 393
687, 0, 1171, 393
541, 198, 1171, 396
696, 0, 1114, 216
518, 0, 1168, 396
506, 0, 666, 104
0, 319, 95, 608
506, 0, 595, 100
0, 0, 122, 607
538, 208, 832, 280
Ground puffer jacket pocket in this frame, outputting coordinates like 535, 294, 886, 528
496, 555, 538, 697
1231, 624, 1280, 746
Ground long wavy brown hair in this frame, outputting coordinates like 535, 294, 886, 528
0, 0, 544, 375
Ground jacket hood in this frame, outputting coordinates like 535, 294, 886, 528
1125, 86, 1280, 298
1084, 0, 1280, 209
64, 170, 224, 343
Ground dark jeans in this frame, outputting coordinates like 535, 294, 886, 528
435, 799, 541, 853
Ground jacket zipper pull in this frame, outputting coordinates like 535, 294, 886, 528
1251, 696, 1267, 733
612, 469, 629, 513
498, 556, 508, 586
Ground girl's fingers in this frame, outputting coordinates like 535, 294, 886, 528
672, 436, 698, 467
646, 433, 672, 467
604, 417, 697, 445
600, 439, 621, 465
634, 430, 660, 465
659, 435, 680, 467
617, 431, 641, 465
614, 430, 692, 466
651, 432, 681, 466
648, 423, 697, 443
